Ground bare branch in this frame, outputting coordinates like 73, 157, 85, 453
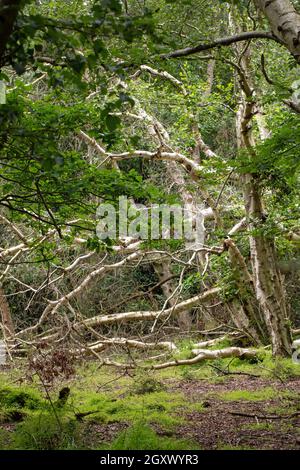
76, 287, 221, 329
131, 64, 186, 94
151, 347, 258, 370
163, 31, 282, 59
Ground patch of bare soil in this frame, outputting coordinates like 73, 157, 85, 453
80, 421, 128, 448
171, 377, 300, 450
171, 375, 300, 396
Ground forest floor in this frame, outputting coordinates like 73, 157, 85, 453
169, 376, 300, 450
0, 353, 300, 450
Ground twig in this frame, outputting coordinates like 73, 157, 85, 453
230, 411, 300, 420
209, 364, 260, 378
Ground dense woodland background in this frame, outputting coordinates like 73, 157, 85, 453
0, 0, 300, 451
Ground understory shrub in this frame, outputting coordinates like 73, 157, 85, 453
13, 412, 80, 450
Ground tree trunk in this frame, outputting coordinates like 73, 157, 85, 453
0, 286, 14, 340
224, 239, 268, 345
254, 0, 300, 63
153, 260, 192, 330
0, 1, 22, 64
243, 178, 292, 355
235, 47, 292, 356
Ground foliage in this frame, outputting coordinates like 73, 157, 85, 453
238, 113, 300, 197
216, 387, 279, 402
0, 358, 300, 450
73, 389, 188, 429
13, 412, 80, 450
0, 386, 43, 410
129, 375, 166, 395
110, 421, 199, 450
0, 0, 300, 451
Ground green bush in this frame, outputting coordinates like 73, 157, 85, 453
110, 422, 198, 450
13, 412, 80, 450
130, 376, 165, 395
0, 387, 43, 410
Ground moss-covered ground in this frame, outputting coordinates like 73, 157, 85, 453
0, 348, 299, 450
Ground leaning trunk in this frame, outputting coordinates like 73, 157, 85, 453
243, 178, 292, 355
235, 46, 292, 355
224, 239, 268, 345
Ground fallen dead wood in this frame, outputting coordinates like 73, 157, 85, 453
192, 332, 243, 349
150, 347, 258, 370
75, 287, 221, 329
16, 250, 144, 338
72, 338, 178, 356
191, 345, 256, 357
292, 339, 300, 348
75, 410, 101, 421
230, 411, 300, 420
208, 364, 260, 378
81, 347, 259, 371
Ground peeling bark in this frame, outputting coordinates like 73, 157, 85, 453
236, 46, 292, 356
254, 0, 300, 63
243, 174, 292, 355
224, 239, 268, 345
72, 338, 178, 357
0, 286, 14, 340
75, 287, 221, 329
153, 347, 258, 370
